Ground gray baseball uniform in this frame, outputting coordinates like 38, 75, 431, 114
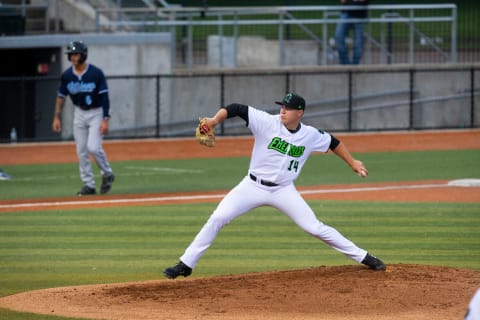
54, 41, 114, 195
72, 106, 112, 188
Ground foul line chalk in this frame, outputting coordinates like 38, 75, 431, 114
0, 181, 459, 211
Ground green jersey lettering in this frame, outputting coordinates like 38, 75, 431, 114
268, 137, 305, 158
268, 137, 288, 153
288, 145, 305, 157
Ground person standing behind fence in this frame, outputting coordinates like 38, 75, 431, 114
51, 41, 115, 196
334, 0, 369, 65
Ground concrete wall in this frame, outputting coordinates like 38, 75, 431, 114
352, 71, 411, 130
154, 65, 479, 137
64, 42, 171, 139
46, 0, 111, 33
0, 32, 171, 141
1, 32, 478, 141
208, 36, 319, 68
34, 33, 172, 139
414, 70, 472, 128
27, 63, 480, 138
28, 63, 480, 139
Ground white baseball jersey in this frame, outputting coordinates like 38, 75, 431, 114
248, 106, 331, 185
180, 106, 367, 269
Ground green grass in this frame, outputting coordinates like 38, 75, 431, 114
1, 148, 480, 319
1, 202, 479, 294
0, 311, 84, 320
1, 149, 479, 200
1, 202, 479, 319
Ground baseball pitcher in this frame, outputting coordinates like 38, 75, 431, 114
164, 93, 385, 279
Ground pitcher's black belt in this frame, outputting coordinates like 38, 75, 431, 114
249, 174, 278, 187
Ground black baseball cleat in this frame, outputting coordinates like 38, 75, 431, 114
77, 185, 96, 196
100, 173, 115, 194
163, 261, 192, 279
361, 253, 386, 271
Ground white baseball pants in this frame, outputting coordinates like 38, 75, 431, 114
180, 175, 367, 268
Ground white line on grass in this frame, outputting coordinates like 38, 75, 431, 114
0, 194, 224, 210
300, 183, 450, 195
0, 182, 453, 211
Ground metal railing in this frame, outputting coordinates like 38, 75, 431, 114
94, 4, 457, 67
1, 65, 478, 142
0, 1, 49, 34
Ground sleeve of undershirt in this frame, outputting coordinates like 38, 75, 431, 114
329, 134, 340, 151
222, 103, 249, 125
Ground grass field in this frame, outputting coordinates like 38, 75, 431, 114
0, 148, 479, 319
1, 149, 479, 200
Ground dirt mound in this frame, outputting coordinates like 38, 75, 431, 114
1, 264, 478, 320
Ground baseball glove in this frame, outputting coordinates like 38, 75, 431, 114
195, 117, 216, 147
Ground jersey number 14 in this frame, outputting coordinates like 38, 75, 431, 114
288, 160, 299, 172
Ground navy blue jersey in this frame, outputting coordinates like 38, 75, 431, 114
57, 64, 110, 118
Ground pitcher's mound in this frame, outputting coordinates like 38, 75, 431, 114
0, 264, 478, 320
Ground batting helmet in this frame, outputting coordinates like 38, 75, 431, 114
66, 41, 88, 64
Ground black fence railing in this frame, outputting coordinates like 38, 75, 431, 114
1, 65, 479, 143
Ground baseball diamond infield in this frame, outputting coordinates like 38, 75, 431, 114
0, 129, 480, 320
